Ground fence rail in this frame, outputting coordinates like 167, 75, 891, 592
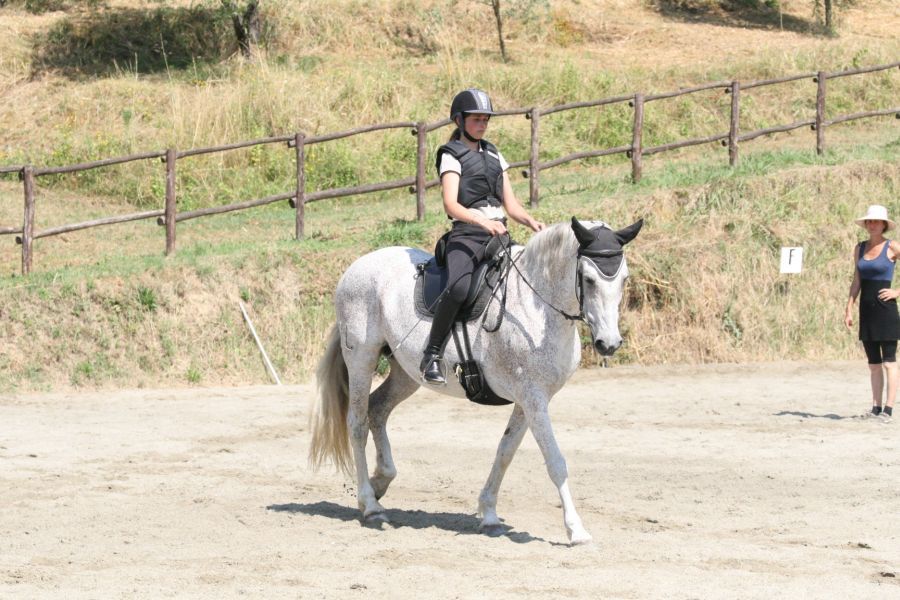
644, 81, 730, 102
741, 72, 816, 90
33, 151, 167, 176
2, 62, 898, 275
24, 209, 165, 241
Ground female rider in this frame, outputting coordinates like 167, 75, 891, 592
420, 88, 544, 384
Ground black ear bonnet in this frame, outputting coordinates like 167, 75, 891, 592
571, 217, 643, 277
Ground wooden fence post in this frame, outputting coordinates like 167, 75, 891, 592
728, 81, 740, 166
164, 148, 177, 256
295, 132, 306, 240
631, 93, 644, 183
20, 166, 35, 275
528, 108, 540, 207
815, 71, 826, 156
415, 122, 426, 221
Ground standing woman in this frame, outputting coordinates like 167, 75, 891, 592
845, 204, 900, 423
419, 88, 544, 384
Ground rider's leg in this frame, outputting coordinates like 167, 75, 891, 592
420, 232, 485, 383
420, 271, 470, 383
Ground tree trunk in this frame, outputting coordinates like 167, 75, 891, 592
824, 0, 835, 36
491, 0, 508, 63
232, 0, 260, 58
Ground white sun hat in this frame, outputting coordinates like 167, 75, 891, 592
855, 204, 896, 232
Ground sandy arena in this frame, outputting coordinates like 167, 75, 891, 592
1, 361, 898, 599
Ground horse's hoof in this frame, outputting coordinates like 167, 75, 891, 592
371, 483, 391, 501
479, 523, 507, 537
569, 531, 593, 546
363, 512, 390, 528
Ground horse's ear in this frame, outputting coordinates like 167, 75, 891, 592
615, 218, 644, 246
571, 216, 595, 246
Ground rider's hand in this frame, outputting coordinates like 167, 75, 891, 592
479, 218, 508, 237
530, 219, 545, 232
844, 311, 853, 329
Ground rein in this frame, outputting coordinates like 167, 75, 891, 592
483, 236, 587, 333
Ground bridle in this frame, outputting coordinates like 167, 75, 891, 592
484, 238, 623, 332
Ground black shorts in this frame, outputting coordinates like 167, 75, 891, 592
862, 340, 897, 365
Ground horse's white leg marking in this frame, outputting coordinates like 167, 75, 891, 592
478, 404, 527, 533
523, 400, 592, 545
368, 360, 420, 500
344, 351, 387, 522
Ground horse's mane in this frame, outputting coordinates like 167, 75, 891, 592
519, 221, 587, 277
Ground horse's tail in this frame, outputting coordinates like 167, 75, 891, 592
308, 324, 353, 476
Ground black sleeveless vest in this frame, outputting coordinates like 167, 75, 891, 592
435, 139, 504, 211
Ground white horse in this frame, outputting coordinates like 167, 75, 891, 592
309, 217, 642, 545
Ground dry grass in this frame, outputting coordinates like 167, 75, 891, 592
2, 1, 897, 151
0, 0, 898, 390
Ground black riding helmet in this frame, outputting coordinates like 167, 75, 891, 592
450, 88, 495, 142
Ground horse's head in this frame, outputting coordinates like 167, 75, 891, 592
571, 216, 643, 356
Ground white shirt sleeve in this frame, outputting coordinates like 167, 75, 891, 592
439, 153, 462, 176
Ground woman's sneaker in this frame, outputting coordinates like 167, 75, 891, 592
861, 408, 881, 419
878, 411, 893, 424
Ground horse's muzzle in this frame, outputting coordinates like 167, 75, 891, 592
594, 339, 621, 356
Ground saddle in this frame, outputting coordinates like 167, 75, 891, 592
415, 233, 513, 406
414, 233, 507, 322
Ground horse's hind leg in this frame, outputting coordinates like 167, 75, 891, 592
478, 404, 528, 535
344, 346, 388, 523
368, 358, 420, 500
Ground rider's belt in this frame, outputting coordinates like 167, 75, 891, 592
450, 217, 507, 236
467, 196, 502, 209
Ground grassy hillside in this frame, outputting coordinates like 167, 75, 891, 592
0, 0, 898, 391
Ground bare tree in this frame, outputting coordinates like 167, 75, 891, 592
824, 0, 835, 35
226, 0, 260, 58
481, 0, 549, 62
490, 0, 508, 63
814, 0, 839, 36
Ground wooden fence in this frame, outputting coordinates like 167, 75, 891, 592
1, 61, 898, 275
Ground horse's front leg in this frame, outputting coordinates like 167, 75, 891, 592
345, 358, 388, 524
478, 403, 528, 536
523, 397, 592, 545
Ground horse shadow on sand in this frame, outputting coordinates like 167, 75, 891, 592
266, 501, 555, 545
773, 411, 852, 420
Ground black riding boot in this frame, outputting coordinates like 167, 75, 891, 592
420, 291, 463, 384
419, 348, 445, 384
